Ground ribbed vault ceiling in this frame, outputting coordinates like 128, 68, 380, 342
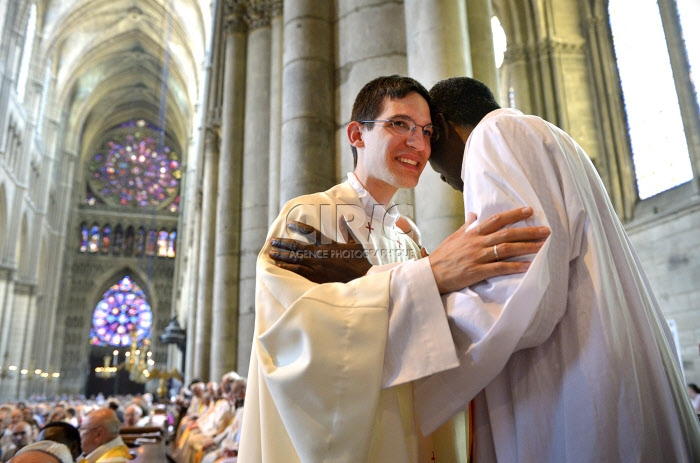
38, 0, 210, 161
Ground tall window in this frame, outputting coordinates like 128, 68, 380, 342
609, 0, 696, 199
101, 225, 111, 254
157, 229, 169, 257
78, 222, 175, 257
491, 15, 515, 108
113, 225, 123, 255
16, 4, 36, 103
88, 224, 100, 253
491, 16, 507, 69
89, 276, 153, 347
167, 230, 177, 258
80, 223, 88, 252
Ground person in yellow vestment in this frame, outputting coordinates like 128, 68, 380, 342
77, 408, 132, 462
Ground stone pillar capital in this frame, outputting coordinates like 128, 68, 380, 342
224, 0, 248, 35
245, 0, 280, 29
269, 0, 283, 18
205, 124, 220, 143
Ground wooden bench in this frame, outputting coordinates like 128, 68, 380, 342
130, 441, 170, 462
120, 425, 165, 446
120, 426, 173, 462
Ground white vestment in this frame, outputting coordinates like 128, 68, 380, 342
239, 175, 465, 463
415, 108, 700, 462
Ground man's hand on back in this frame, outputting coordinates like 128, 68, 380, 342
269, 221, 372, 284
429, 207, 550, 293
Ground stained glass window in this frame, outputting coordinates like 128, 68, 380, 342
89, 224, 100, 253
167, 230, 177, 258
146, 229, 157, 256
89, 276, 153, 347
135, 227, 145, 256
113, 225, 123, 256
125, 226, 135, 256
87, 119, 181, 211
167, 196, 180, 213
80, 223, 88, 252
101, 225, 111, 254
157, 229, 169, 257
77, 222, 176, 258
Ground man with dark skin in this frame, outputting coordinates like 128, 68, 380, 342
421, 75, 700, 462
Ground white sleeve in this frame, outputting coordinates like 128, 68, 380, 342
414, 114, 583, 435
382, 258, 460, 387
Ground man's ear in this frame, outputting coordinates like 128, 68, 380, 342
434, 113, 449, 141
347, 121, 364, 148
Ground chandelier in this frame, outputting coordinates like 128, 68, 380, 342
94, 330, 153, 383
94, 330, 181, 393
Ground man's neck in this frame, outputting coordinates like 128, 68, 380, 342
352, 174, 396, 206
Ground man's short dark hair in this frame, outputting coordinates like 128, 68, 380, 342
350, 75, 431, 167
37, 421, 82, 459
429, 77, 501, 129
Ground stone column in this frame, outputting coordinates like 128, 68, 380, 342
192, 127, 219, 382
405, 0, 468, 251
183, 0, 226, 385
210, 1, 247, 381
0, 269, 14, 400
267, 2, 283, 223
18, 286, 36, 399
580, 4, 636, 220
182, 170, 201, 384
278, 0, 335, 203
466, 0, 499, 92
233, 2, 273, 377
0, 271, 15, 361
8, 283, 31, 400
0, 268, 10, 350
184, 208, 199, 384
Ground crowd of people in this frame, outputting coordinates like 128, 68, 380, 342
171, 372, 247, 463
0, 394, 156, 462
0, 373, 245, 463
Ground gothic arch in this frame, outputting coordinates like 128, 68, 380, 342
86, 265, 158, 315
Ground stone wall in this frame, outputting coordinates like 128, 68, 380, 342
626, 184, 700, 385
